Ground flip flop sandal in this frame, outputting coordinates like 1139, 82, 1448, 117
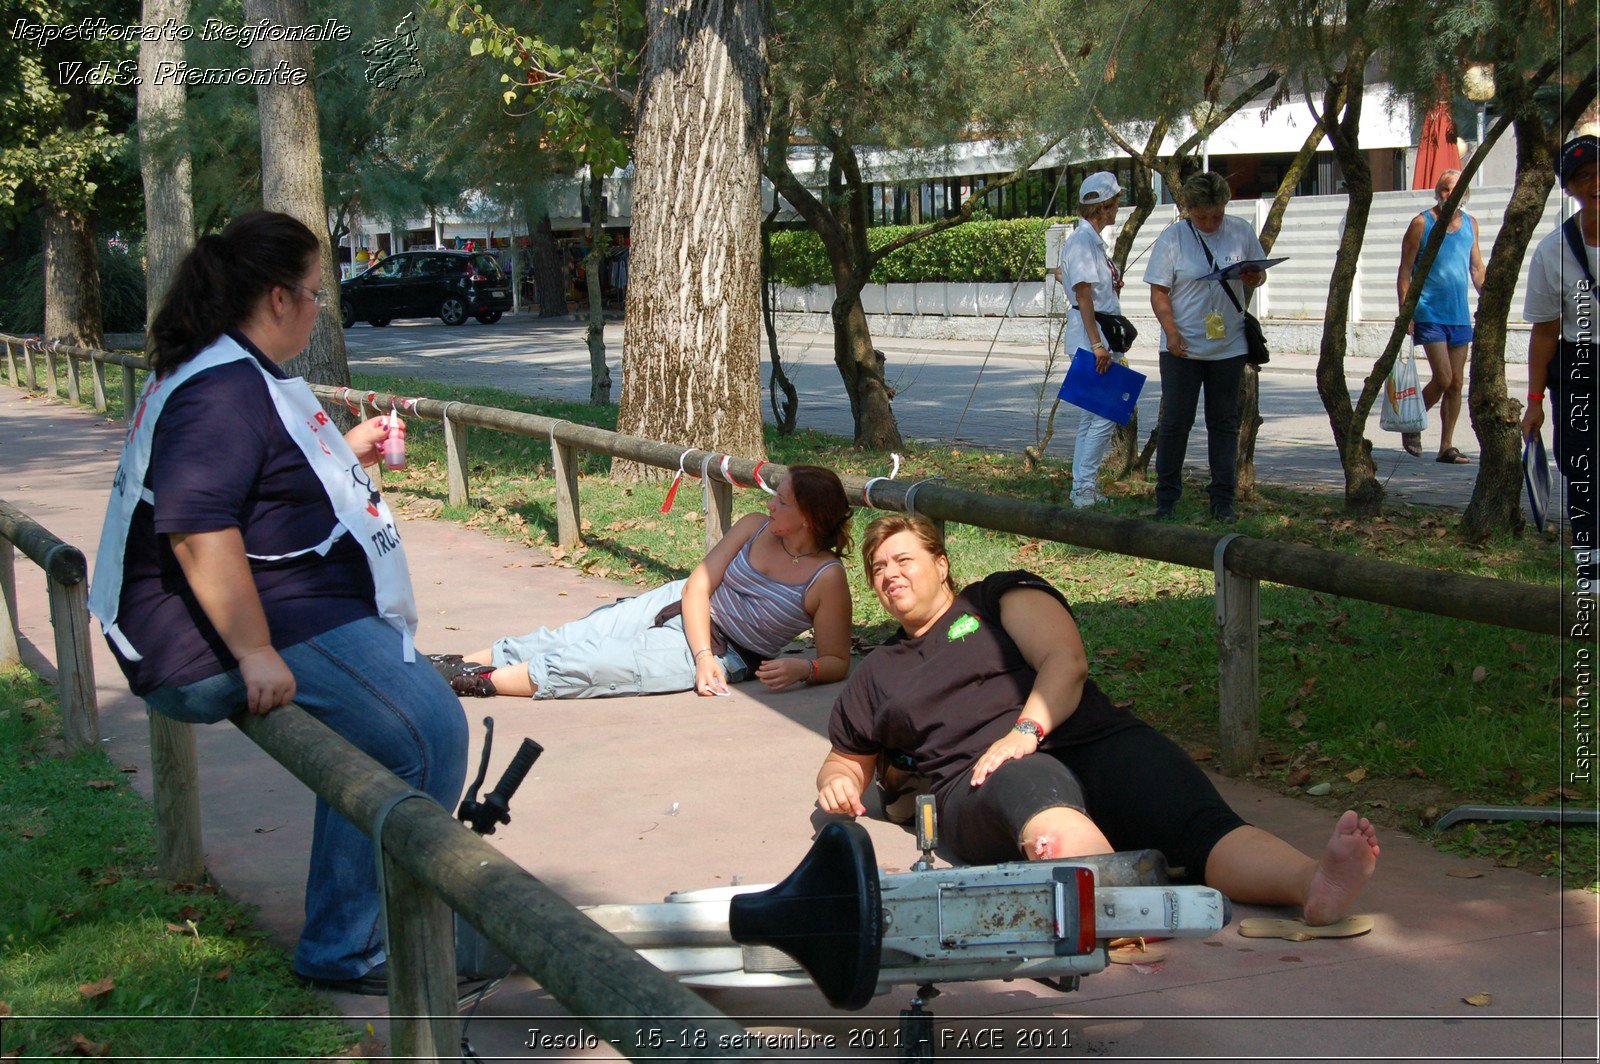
1237, 914, 1374, 941
1108, 937, 1169, 964
449, 666, 499, 698
1436, 447, 1471, 464
1402, 432, 1422, 457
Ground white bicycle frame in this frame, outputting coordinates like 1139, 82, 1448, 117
581, 853, 1229, 1000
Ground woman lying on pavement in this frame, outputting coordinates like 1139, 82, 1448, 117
814, 514, 1379, 925
437, 465, 854, 699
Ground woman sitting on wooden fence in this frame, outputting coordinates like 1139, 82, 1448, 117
814, 514, 1380, 928
89, 211, 467, 995
435, 465, 854, 699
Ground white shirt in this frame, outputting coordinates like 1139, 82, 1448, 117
1058, 220, 1122, 356
1143, 214, 1266, 361
1524, 221, 1599, 343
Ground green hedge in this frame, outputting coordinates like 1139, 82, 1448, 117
768, 216, 1074, 287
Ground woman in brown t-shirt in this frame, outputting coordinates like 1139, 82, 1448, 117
816, 514, 1380, 926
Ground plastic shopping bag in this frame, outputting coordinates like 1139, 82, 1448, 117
1380, 344, 1428, 434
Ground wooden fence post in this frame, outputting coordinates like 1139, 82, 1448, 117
551, 433, 582, 549
0, 541, 18, 666
65, 351, 81, 404
703, 475, 733, 551
151, 715, 205, 882
23, 343, 37, 391
121, 365, 138, 422
443, 411, 470, 508
47, 576, 99, 752
382, 847, 462, 1061
1214, 535, 1260, 774
45, 349, 59, 397
4, 339, 16, 387
91, 357, 107, 413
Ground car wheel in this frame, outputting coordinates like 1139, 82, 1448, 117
439, 297, 468, 326
340, 301, 354, 328
368, 318, 390, 327
475, 311, 503, 325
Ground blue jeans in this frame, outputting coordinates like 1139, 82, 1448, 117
144, 616, 468, 981
1154, 351, 1246, 509
491, 579, 749, 698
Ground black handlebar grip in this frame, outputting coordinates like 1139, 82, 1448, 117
487, 738, 543, 805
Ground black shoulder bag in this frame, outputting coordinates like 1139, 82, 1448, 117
1188, 220, 1269, 366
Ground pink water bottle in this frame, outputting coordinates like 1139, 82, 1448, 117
381, 411, 407, 470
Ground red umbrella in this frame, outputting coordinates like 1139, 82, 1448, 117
1412, 101, 1463, 190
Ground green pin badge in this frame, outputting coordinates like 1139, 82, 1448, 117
948, 614, 980, 641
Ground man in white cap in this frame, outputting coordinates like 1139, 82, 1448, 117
1052, 171, 1127, 506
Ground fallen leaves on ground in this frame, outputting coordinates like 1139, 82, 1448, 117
1463, 993, 1492, 1007
77, 977, 114, 1001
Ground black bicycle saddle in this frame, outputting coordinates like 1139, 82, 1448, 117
727, 820, 883, 1010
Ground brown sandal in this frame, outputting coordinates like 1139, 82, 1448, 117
1436, 447, 1471, 464
1401, 432, 1422, 457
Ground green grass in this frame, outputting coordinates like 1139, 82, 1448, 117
0, 665, 361, 1061
5, 359, 1593, 889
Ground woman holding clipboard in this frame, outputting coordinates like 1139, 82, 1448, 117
1143, 172, 1269, 523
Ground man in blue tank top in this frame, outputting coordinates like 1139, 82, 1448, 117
1396, 169, 1487, 464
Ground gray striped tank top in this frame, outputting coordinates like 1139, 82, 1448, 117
710, 522, 842, 658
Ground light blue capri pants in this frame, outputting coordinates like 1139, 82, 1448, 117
490, 579, 750, 698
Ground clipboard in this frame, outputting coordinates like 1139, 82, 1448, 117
1058, 348, 1146, 425
1197, 256, 1288, 282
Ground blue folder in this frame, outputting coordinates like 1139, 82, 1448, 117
1058, 348, 1146, 424
1524, 433, 1551, 531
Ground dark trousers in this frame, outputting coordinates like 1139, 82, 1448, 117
1551, 339, 1598, 563
1155, 351, 1246, 509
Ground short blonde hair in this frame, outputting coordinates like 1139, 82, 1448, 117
1181, 171, 1232, 209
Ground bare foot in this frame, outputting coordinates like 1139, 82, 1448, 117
1303, 810, 1379, 925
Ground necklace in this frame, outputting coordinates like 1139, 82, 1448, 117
776, 531, 824, 564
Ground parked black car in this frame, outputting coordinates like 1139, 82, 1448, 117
340, 250, 512, 327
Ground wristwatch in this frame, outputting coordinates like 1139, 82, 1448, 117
1011, 719, 1045, 744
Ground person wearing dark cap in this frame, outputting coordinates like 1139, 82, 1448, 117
1522, 133, 1599, 585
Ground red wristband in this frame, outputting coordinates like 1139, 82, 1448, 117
809, 659, 820, 684
1528, 392, 1545, 401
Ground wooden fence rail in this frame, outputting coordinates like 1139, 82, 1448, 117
0, 498, 98, 751
2, 335, 1564, 769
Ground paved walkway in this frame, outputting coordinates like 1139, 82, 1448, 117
1, 388, 1592, 1062
343, 316, 1541, 514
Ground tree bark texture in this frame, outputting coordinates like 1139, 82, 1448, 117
138, 0, 194, 328
528, 208, 568, 317
42, 204, 102, 350
616, 0, 768, 480
1463, 78, 1589, 539
765, 121, 902, 448
244, 0, 350, 396
585, 173, 612, 405
1313, 58, 1382, 515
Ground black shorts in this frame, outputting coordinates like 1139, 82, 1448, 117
937, 724, 1246, 878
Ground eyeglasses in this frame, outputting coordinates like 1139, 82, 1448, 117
294, 284, 330, 308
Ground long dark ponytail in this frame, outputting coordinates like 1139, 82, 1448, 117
148, 211, 320, 375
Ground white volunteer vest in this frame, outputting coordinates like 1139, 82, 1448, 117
88, 334, 418, 665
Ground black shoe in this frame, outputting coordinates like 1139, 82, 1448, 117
1148, 504, 1175, 520
1210, 503, 1239, 523
450, 666, 498, 698
296, 963, 502, 1006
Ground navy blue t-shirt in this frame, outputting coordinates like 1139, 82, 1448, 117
110, 331, 376, 695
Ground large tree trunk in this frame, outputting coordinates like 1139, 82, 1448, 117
528, 207, 568, 317
616, 0, 768, 480
585, 172, 612, 405
244, 0, 350, 395
138, 0, 193, 325
42, 204, 101, 349
832, 298, 902, 448
1463, 70, 1596, 539
1314, 58, 1383, 515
